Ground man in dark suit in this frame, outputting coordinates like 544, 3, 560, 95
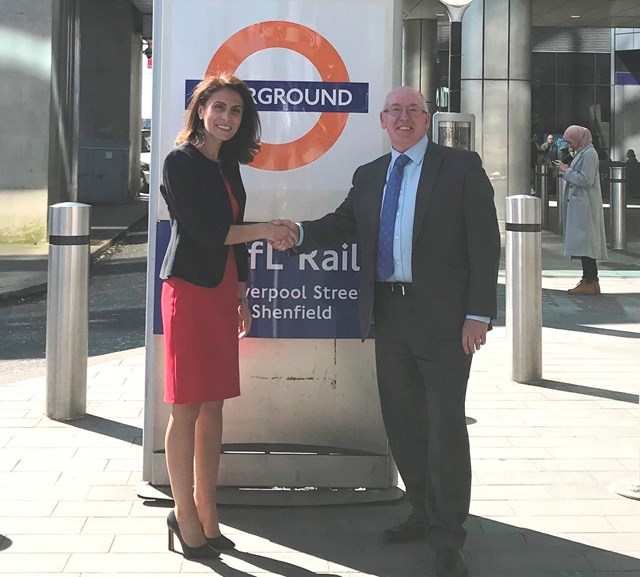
275, 86, 500, 577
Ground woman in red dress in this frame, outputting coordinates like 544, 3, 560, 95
159, 75, 295, 559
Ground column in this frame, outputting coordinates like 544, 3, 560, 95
48, 0, 81, 205
0, 0, 55, 243
462, 0, 532, 230
402, 19, 438, 114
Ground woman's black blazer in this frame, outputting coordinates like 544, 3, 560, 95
159, 142, 249, 288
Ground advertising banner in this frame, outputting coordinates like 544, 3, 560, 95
151, 0, 396, 339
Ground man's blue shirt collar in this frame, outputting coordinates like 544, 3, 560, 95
390, 135, 429, 166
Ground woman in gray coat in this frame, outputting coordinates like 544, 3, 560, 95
556, 125, 608, 295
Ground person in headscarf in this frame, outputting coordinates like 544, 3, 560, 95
555, 125, 608, 295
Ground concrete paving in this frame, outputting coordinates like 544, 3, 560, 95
0, 197, 639, 576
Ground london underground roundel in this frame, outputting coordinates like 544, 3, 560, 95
206, 21, 368, 171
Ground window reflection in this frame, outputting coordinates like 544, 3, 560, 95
532, 52, 611, 154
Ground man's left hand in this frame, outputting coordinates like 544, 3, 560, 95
462, 318, 489, 355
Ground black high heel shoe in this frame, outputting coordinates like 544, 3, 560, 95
206, 534, 235, 550
167, 510, 219, 559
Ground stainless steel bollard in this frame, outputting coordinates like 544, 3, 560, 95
610, 165, 627, 250
46, 202, 91, 421
557, 175, 567, 235
536, 162, 548, 195
539, 164, 549, 229
506, 195, 542, 384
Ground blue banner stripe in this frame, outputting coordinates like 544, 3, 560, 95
186, 80, 369, 113
246, 239, 361, 339
153, 221, 361, 339
615, 71, 639, 86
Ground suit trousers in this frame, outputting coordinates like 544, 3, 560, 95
373, 283, 473, 550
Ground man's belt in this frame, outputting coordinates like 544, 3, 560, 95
376, 281, 413, 296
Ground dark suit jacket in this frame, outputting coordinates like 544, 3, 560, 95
299, 141, 500, 340
160, 142, 249, 288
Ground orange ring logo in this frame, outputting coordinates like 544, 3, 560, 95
207, 21, 351, 172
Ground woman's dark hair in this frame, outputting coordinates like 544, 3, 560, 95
175, 74, 261, 164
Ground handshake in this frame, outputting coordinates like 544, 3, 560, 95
263, 219, 299, 251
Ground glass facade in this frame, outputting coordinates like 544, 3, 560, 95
531, 52, 611, 153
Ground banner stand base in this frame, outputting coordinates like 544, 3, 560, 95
610, 481, 640, 501
137, 481, 403, 506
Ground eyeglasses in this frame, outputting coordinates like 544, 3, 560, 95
383, 106, 427, 117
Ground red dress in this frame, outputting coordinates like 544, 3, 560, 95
161, 181, 241, 404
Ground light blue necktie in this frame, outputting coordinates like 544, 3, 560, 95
377, 154, 411, 281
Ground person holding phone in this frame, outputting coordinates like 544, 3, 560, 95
555, 125, 608, 295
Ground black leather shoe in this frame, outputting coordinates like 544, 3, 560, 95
381, 516, 426, 544
435, 548, 467, 577
206, 534, 235, 550
167, 510, 220, 560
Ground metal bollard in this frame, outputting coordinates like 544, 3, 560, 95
610, 165, 627, 250
536, 162, 548, 196
557, 175, 567, 235
46, 202, 91, 421
539, 164, 549, 229
505, 195, 542, 384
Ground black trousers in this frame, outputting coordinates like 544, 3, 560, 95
373, 284, 472, 550
580, 257, 598, 282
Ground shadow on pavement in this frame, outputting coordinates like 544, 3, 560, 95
67, 414, 142, 446
216, 504, 640, 577
526, 379, 639, 404
223, 550, 339, 577
492, 284, 640, 338
0, 535, 12, 552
